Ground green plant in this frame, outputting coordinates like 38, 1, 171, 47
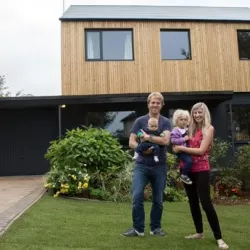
165, 153, 186, 202
44, 165, 90, 197
214, 175, 242, 197
210, 138, 231, 169
164, 187, 187, 202
45, 127, 131, 198
45, 127, 131, 173
235, 145, 250, 190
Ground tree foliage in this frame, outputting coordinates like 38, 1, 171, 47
0, 75, 32, 97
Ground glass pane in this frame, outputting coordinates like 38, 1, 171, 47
102, 31, 133, 60
238, 31, 250, 60
232, 106, 250, 141
86, 111, 136, 149
86, 31, 101, 59
161, 31, 191, 60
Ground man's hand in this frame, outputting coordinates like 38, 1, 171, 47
142, 146, 154, 155
140, 129, 150, 141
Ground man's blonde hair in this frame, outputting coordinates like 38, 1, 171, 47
172, 109, 190, 126
147, 92, 164, 105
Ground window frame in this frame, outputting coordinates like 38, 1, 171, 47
160, 29, 192, 61
237, 29, 250, 61
85, 29, 134, 61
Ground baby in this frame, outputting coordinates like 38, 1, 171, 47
133, 117, 164, 162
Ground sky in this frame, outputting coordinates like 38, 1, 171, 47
0, 0, 250, 96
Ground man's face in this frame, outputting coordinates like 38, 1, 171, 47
148, 97, 163, 115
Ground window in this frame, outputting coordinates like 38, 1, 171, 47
228, 105, 250, 141
85, 30, 134, 61
160, 30, 191, 60
237, 30, 250, 60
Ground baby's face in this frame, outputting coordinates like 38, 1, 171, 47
148, 122, 158, 131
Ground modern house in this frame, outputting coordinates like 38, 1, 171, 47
0, 5, 250, 176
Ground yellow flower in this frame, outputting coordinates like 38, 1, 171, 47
61, 183, 69, 189
77, 182, 82, 189
44, 183, 52, 188
54, 191, 60, 198
82, 182, 88, 189
71, 175, 77, 180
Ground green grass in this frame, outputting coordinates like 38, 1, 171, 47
0, 194, 249, 250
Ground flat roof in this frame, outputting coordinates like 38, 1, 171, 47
0, 92, 233, 109
60, 5, 250, 22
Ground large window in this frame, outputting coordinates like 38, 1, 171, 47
237, 30, 250, 60
160, 30, 191, 60
228, 106, 250, 141
85, 30, 134, 61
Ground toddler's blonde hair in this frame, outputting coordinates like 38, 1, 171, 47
172, 109, 190, 127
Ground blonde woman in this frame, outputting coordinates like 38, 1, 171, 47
173, 102, 229, 249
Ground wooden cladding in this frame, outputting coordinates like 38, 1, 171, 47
61, 21, 250, 95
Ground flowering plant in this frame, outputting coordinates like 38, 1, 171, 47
214, 175, 242, 197
44, 165, 90, 198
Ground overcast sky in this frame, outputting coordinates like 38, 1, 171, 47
0, 0, 249, 96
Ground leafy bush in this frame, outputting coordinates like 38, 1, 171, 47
44, 127, 131, 197
214, 175, 242, 197
210, 138, 231, 169
45, 127, 131, 173
45, 165, 90, 197
165, 153, 187, 202
235, 145, 250, 190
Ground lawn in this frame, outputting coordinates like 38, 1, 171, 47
0, 194, 249, 250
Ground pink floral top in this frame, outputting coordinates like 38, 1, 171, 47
180, 129, 210, 172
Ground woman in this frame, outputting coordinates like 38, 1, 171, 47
173, 102, 229, 249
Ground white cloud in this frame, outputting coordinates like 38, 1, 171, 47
0, 0, 249, 96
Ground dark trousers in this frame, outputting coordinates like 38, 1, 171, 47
184, 171, 222, 240
136, 142, 160, 157
177, 152, 192, 175
132, 163, 167, 232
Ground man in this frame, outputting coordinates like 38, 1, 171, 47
122, 92, 171, 237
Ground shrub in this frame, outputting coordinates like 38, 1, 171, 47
214, 175, 242, 198
209, 138, 231, 169
45, 165, 90, 197
44, 127, 131, 197
234, 145, 250, 190
45, 127, 131, 173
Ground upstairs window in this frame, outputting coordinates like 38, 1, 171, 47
237, 30, 250, 60
160, 30, 191, 60
85, 30, 134, 61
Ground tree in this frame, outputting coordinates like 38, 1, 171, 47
0, 75, 32, 97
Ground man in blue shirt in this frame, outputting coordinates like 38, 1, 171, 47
122, 92, 171, 237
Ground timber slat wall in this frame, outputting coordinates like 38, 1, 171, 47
61, 21, 250, 95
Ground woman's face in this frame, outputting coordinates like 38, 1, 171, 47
192, 108, 204, 123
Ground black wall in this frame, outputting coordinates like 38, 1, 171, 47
0, 108, 58, 176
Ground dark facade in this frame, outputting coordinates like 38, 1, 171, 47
0, 91, 249, 176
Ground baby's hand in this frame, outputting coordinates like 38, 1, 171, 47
184, 135, 189, 141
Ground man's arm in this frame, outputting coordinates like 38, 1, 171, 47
129, 133, 138, 150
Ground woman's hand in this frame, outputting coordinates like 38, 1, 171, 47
172, 145, 183, 153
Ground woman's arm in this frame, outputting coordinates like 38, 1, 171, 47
174, 126, 214, 155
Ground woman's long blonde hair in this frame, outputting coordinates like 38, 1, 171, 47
189, 102, 211, 137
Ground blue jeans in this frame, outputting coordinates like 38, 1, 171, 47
132, 163, 167, 232
177, 152, 192, 175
